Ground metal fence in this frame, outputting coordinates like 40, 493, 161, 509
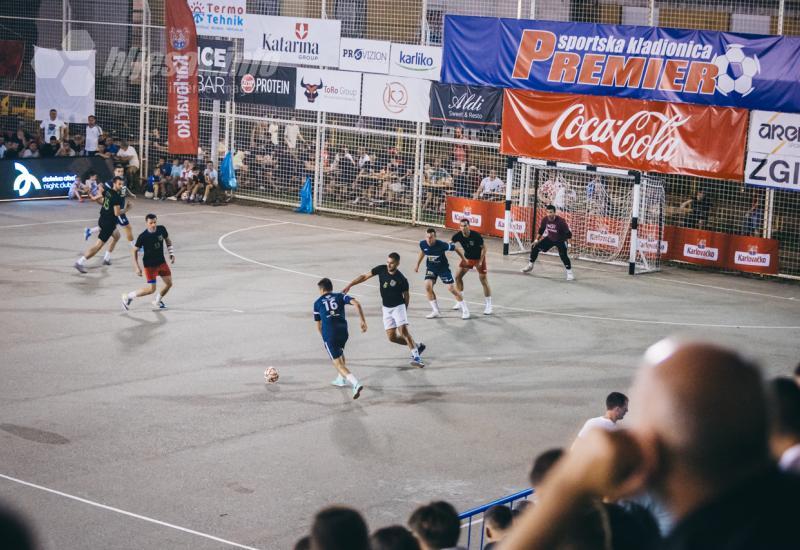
458, 488, 533, 549
1, 0, 799, 277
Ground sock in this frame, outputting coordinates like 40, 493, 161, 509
458, 301, 468, 312
78, 256, 86, 265
103, 251, 111, 261
90, 226, 99, 235
345, 374, 358, 387
129, 240, 136, 248
154, 292, 161, 303
127, 291, 136, 300
429, 300, 439, 313
485, 296, 492, 306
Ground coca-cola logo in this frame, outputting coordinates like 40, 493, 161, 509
448, 92, 485, 112
550, 104, 690, 162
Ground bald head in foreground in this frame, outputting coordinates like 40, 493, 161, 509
500, 339, 800, 550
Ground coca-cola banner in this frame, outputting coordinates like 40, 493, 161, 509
166, 0, 200, 155
501, 89, 747, 180
429, 83, 503, 130
442, 15, 800, 113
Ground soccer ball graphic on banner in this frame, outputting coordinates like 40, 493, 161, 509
712, 44, 760, 97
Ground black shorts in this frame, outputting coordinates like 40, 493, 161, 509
98, 218, 117, 242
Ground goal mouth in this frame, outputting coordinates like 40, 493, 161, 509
507, 158, 665, 275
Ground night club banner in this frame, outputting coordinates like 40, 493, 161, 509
0, 157, 114, 201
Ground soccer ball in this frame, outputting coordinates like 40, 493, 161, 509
264, 367, 279, 384
712, 44, 760, 97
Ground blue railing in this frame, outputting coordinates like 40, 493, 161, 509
459, 489, 533, 549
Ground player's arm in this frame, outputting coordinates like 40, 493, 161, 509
348, 297, 368, 333
414, 250, 425, 272
449, 242, 466, 262
132, 240, 142, 276
342, 271, 374, 294
165, 236, 175, 264
402, 290, 410, 307
315, 320, 322, 336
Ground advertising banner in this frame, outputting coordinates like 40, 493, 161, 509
235, 65, 296, 107
665, 227, 779, 274
445, 197, 533, 239
501, 89, 748, 180
198, 37, 234, 100
744, 151, 800, 191
295, 68, 362, 115
34, 47, 96, 123
339, 38, 391, 74
745, 111, 800, 191
442, 15, 800, 113
429, 83, 503, 130
189, 0, 246, 38
389, 43, 442, 80
243, 15, 341, 67
0, 157, 114, 201
361, 74, 431, 122
166, 0, 199, 155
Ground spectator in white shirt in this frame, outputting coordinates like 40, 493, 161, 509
473, 169, 505, 199
116, 139, 140, 186
0, 136, 6, 159
575, 391, 629, 440
84, 115, 102, 156
202, 161, 219, 204
769, 378, 800, 474
40, 109, 67, 143
284, 118, 304, 150
21, 142, 40, 158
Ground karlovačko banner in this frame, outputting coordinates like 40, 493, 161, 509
166, 0, 199, 155
501, 89, 748, 181
429, 83, 503, 130
0, 157, 114, 201
441, 15, 800, 113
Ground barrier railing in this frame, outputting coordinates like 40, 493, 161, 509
459, 488, 533, 549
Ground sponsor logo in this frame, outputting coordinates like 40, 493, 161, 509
683, 239, 719, 260
262, 33, 319, 60
170, 28, 189, 50
300, 77, 323, 102
13, 163, 41, 196
712, 44, 760, 97
190, 1, 245, 27
295, 22, 308, 40
637, 238, 668, 254
586, 230, 620, 246
397, 50, 434, 71
240, 73, 290, 95
383, 81, 408, 113
451, 208, 482, 227
550, 104, 689, 162
746, 155, 800, 187
494, 217, 526, 233
389, 279, 397, 287
734, 245, 771, 266
757, 122, 800, 143
240, 73, 255, 93
448, 92, 485, 113
343, 48, 388, 62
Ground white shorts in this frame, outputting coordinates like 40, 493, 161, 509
382, 304, 409, 330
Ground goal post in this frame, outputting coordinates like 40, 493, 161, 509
503, 158, 665, 275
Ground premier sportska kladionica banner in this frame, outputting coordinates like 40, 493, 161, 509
441, 15, 800, 113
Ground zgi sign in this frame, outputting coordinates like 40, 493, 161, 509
745, 110, 800, 191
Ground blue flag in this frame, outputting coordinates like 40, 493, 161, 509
296, 175, 314, 214
219, 151, 237, 190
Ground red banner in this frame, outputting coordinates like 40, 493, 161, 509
667, 227, 779, 274
501, 90, 748, 181
166, 0, 199, 155
446, 197, 534, 239
0, 40, 24, 78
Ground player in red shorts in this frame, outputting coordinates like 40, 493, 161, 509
451, 218, 492, 315
122, 213, 174, 310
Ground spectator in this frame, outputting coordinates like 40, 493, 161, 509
188, 165, 205, 202
483, 505, 512, 549
116, 138, 140, 188
40, 108, 66, 142
679, 188, 712, 229
146, 165, 161, 200
768, 377, 800, 473
39, 136, 58, 158
70, 133, 85, 156
202, 161, 220, 204
310, 506, 369, 550
408, 501, 464, 550
21, 141, 40, 158
371, 525, 421, 550
67, 175, 87, 201
269, 120, 280, 146
502, 339, 800, 550
293, 536, 310, 550
284, 117, 305, 150
575, 391, 628, 440
55, 140, 76, 157
105, 136, 120, 155
3, 141, 19, 159
795, 363, 800, 387
473, 169, 504, 200
528, 448, 564, 492
168, 160, 194, 200
0, 135, 6, 158
743, 191, 764, 237
451, 128, 468, 172
84, 115, 102, 155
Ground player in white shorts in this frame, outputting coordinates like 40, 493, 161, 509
343, 252, 426, 367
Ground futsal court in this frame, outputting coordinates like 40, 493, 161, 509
1, 199, 798, 549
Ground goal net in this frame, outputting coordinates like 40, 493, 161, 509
507, 159, 665, 274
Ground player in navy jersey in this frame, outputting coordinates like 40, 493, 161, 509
313, 278, 368, 399
122, 213, 174, 310
74, 176, 124, 273
415, 227, 469, 319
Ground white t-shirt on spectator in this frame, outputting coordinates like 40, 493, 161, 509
576, 416, 617, 439
117, 145, 139, 169
204, 168, 218, 184
85, 125, 103, 152
41, 119, 66, 142
21, 148, 39, 159
480, 176, 504, 195
0, 143, 6, 158
180, 167, 193, 180
285, 123, 301, 149
269, 123, 279, 146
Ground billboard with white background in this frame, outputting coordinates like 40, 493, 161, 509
361, 74, 430, 122
295, 68, 362, 115
389, 43, 442, 80
243, 15, 341, 67
339, 38, 391, 74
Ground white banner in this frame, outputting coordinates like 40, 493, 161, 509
748, 110, 800, 158
34, 47, 95, 123
295, 68, 362, 115
744, 151, 800, 191
339, 38, 391, 74
361, 74, 430, 122
389, 43, 442, 80
243, 15, 341, 67
189, 0, 246, 38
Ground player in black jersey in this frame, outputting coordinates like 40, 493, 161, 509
451, 219, 492, 315
343, 252, 426, 367
74, 176, 123, 273
85, 166, 135, 261
122, 213, 174, 310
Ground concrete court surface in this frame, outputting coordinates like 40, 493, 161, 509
0, 199, 798, 549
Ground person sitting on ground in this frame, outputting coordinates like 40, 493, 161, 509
310, 506, 370, 550
483, 505, 513, 549
371, 525, 421, 550
146, 165, 162, 200
169, 160, 193, 200
202, 161, 220, 204
188, 165, 205, 202
768, 377, 800, 474
409, 501, 465, 550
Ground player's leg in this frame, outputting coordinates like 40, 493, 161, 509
122, 281, 156, 310
442, 270, 469, 319
102, 230, 120, 265
522, 239, 553, 273
328, 342, 363, 399
452, 264, 469, 310
397, 323, 425, 368
478, 264, 493, 314
75, 223, 114, 272
151, 272, 172, 309
556, 241, 575, 280
425, 276, 440, 319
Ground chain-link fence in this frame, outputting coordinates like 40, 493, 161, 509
1, 0, 799, 276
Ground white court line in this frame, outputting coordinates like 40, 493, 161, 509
0, 473, 262, 550
218, 224, 800, 330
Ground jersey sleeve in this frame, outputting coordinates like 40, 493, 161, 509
370, 265, 384, 276
134, 233, 143, 249
538, 218, 547, 235
451, 233, 460, 243
342, 294, 353, 305
399, 274, 409, 292
446, 241, 456, 251
313, 301, 321, 321
161, 226, 169, 239
475, 233, 484, 246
